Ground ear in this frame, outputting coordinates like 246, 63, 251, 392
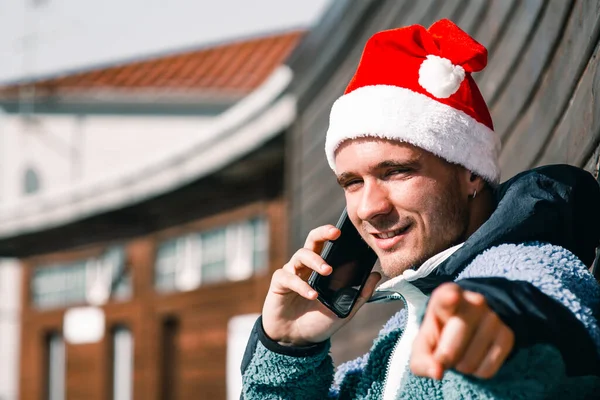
467, 172, 486, 196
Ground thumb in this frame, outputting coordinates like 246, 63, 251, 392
359, 271, 382, 301
348, 272, 382, 316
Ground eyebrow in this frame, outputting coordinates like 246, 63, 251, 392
336, 158, 421, 186
375, 159, 421, 169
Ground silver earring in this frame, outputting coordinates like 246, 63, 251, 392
472, 189, 477, 199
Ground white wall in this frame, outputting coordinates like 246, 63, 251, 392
0, 113, 216, 205
0, 259, 22, 400
0, 0, 332, 84
227, 314, 260, 400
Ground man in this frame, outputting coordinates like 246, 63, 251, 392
241, 19, 600, 399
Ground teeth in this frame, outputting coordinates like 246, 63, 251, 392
376, 227, 407, 239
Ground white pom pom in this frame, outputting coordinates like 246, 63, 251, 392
418, 55, 465, 98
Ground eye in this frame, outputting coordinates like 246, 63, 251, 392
341, 179, 363, 191
385, 168, 410, 177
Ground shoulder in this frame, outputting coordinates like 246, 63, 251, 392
459, 242, 596, 287
458, 242, 600, 352
458, 242, 600, 310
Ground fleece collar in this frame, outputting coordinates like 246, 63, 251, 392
371, 243, 464, 299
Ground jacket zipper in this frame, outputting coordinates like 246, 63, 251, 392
383, 292, 407, 400
371, 243, 464, 399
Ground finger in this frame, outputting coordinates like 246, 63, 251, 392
455, 312, 502, 375
270, 269, 319, 300
411, 306, 444, 380
473, 326, 514, 379
428, 283, 463, 324
347, 272, 382, 317
304, 225, 341, 254
283, 248, 332, 278
433, 291, 487, 368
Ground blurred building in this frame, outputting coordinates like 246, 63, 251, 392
0, 30, 301, 399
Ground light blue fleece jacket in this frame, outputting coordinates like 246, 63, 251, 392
242, 242, 600, 399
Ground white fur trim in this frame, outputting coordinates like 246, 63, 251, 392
376, 243, 463, 292
418, 55, 465, 98
325, 85, 500, 184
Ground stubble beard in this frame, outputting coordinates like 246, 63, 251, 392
377, 179, 469, 278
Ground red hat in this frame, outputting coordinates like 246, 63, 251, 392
325, 19, 500, 184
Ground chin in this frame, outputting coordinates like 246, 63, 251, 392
377, 252, 419, 278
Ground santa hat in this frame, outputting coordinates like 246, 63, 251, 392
325, 19, 500, 184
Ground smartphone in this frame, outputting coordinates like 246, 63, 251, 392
308, 208, 378, 318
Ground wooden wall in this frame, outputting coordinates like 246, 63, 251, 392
286, 0, 600, 364
18, 200, 287, 400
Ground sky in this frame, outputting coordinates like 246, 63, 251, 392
0, 0, 332, 84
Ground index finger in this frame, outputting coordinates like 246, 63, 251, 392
304, 225, 341, 254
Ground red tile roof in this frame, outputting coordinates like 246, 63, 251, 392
0, 30, 303, 99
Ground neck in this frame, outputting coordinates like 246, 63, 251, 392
465, 187, 495, 238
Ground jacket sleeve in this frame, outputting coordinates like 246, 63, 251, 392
240, 316, 335, 399
455, 242, 600, 376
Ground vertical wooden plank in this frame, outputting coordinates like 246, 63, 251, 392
536, 40, 600, 167
490, 0, 573, 139
499, 0, 600, 179
457, 0, 488, 35
476, 0, 545, 104
471, 0, 518, 50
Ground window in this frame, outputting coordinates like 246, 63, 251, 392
31, 246, 131, 309
200, 228, 227, 284
251, 217, 269, 273
112, 327, 133, 400
154, 215, 270, 293
23, 167, 41, 195
103, 247, 130, 300
46, 333, 65, 400
155, 238, 180, 293
224, 222, 253, 281
32, 262, 87, 309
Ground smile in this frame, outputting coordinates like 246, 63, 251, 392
370, 225, 412, 251
373, 225, 410, 239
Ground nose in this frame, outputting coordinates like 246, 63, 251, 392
356, 180, 393, 221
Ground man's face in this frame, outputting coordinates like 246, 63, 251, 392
335, 138, 472, 278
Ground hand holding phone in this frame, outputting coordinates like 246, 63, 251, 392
261, 218, 381, 346
308, 208, 379, 318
